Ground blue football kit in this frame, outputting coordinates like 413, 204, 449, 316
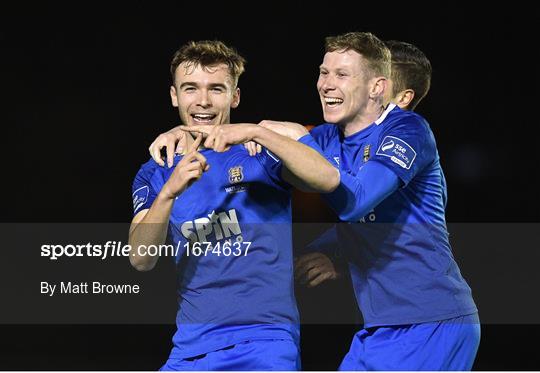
132, 144, 306, 370
308, 104, 480, 370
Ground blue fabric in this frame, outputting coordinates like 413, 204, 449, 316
132, 145, 299, 359
310, 104, 478, 327
338, 313, 481, 371
302, 225, 340, 256
160, 339, 301, 371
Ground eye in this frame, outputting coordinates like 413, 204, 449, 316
211, 87, 224, 93
319, 70, 328, 76
337, 72, 348, 78
184, 86, 196, 92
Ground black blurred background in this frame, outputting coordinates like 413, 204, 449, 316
1, 2, 539, 370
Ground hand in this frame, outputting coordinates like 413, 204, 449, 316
178, 124, 257, 152
160, 134, 209, 199
149, 125, 187, 168
258, 120, 309, 141
244, 141, 262, 156
294, 252, 341, 288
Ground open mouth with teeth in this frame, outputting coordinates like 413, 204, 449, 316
191, 113, 217, 124
324, 97, 344, 107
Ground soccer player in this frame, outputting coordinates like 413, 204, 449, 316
295, 39, 434, 287
148, 33, 480, 370
295, 32, 479, 371
129, 40, 339, 371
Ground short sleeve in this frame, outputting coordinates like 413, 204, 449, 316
309, 123, 338, 152
299, 133, 339, 168
132, 160, 160, 216
254, 147, 288, 188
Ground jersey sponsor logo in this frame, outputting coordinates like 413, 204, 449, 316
225, 185, 248, 194
132, 186, 149, 213
180, 209, 242, 243
376, 136, 417, 170
228, 166, 244, 184
333, 156, 340, 166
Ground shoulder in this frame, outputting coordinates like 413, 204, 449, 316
379, 107, 434, 144
134, 157, 163, 181
310, 123, 338, 138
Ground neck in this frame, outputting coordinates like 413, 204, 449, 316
340, 103, 386, 137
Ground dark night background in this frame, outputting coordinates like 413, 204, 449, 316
1, 2, 539, 371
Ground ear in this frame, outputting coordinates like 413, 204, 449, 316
370, 77, 387, 99
170, 85, 178, 108
396, 89, 415, 110
231, 87, 241, 109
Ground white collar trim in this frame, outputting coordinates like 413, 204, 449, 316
375, 103, 396, 125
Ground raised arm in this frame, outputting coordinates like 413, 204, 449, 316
129, 135, 208, 271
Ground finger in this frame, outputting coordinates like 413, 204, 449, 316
244, 142, 255, 156
244, 141, 256, 156
294, 259, 318, 281
175, 131, 187, 155
306, 266, 324, 282
188, 134, 203, 153
183, 160, 204, 172
256, 144, 262, 154
203, 131, 216, 150
295, 252, 324, 269
166, 139, 175, 168
308, 272, 334, 288
192, 152, 208, 170
149, 141, 165, 167
214, 134, 225, 152
299, 267, 321, 285
185, 169, 204, 184
178, 125, 212, 135
178, 150, 196, 166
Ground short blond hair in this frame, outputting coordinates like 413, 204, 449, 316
325, 32, 391, 79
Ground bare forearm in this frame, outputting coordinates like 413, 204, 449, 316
128, 192, 175, 271
251, 126, 339, 192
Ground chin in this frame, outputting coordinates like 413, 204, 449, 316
323, 113, 342, 124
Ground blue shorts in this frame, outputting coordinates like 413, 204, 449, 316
339, 313, 481, 371
160, 339, 300, 371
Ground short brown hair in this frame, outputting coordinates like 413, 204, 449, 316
170, 40, 246, 87
325, 32, 391, 79
385, 40, 432, 110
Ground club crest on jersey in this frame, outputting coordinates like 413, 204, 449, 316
228, 166, 244, 184
376, 136, 417, 170
363, 144, 371, 162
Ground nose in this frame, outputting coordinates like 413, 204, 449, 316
197, 89, 212, 108
319, 75, 336, 93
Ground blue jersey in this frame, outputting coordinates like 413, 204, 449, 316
311, 104, 477, 327
132, 145, 299, 359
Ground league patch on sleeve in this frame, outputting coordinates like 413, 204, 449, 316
132, 185, 149, 213
376, 136, 417, 170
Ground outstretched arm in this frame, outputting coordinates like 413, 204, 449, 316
179, 123, 340, 193
325, 161, 400, 222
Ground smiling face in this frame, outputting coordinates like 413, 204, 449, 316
170, 62, 240, 126
317, 50, 373, 127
